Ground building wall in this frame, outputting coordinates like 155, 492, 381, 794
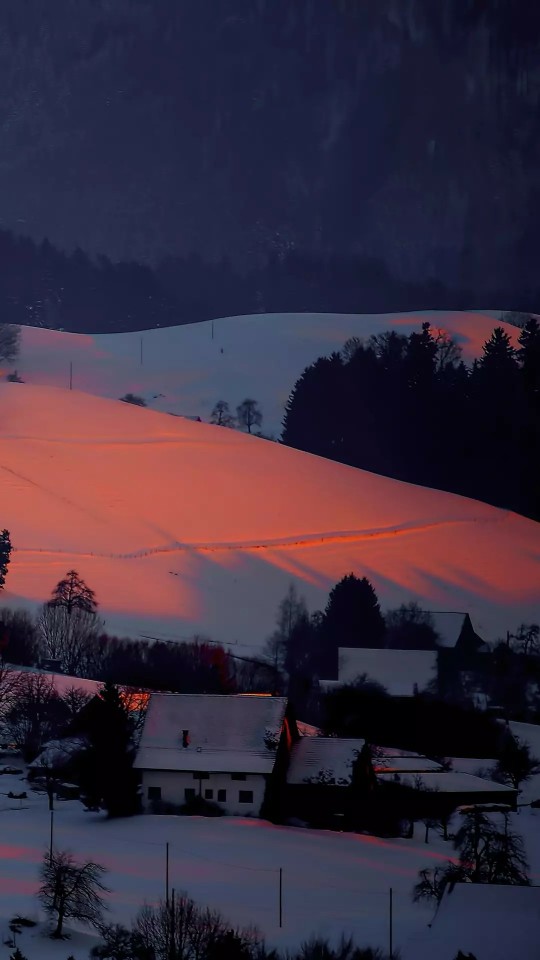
141, 769, 267, 816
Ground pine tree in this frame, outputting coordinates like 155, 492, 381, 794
0, 530, 12, 589
478, 327, 518, 379
518, 316, 540, 404
76, 682, 139, 817
322, 574, 385, 676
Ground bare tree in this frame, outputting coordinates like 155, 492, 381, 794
39, 849, 109, 938
0, 324, 20, 364
512, 623, 540, 657
135, 894, 261, 960
0, 659, 22, 724
210, 400, 235, 427
495, 735, 540, 791
38, 571, 100, 675
61, 685, 94, 721
236, 398, 262, 434
118, 685, 150, 745
262, 583, 307, 675
6, 672, 68, 760
433, 329, 463, 372
38, 604, 99, 676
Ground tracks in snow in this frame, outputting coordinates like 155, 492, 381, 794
13, 514, 508, 561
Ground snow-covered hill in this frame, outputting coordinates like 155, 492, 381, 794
1, 382, 538, 650
7, 310, 510, 435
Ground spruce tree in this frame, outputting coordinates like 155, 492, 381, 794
0, 530, 12, 589
322, 573, 385, 676
76, 682, 139, 817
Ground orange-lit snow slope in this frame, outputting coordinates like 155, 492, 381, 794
10, 310, 513, 435
1, 382, 538, 649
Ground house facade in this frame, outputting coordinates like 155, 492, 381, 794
134, 693, 295, 817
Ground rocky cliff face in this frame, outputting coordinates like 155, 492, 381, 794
0, 0, 538, 296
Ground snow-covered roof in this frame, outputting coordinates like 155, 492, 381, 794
28, 736, 88, 770
373, 756, 443, 773
402, 882, 540, 960
450, 758, 497, 777
287, 737, 365, 785
376, 770, 516, 795
297, 720, 321, 737
134, 693, 288, 774
338, 648, 437, 696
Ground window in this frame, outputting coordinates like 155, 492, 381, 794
204, 788, 213, 800
194, 771, 209, 779
218, 789, 226, 803
231, 773, 246, 781
184, 788, 196, 801
148, 786, 161, 800
239, 790, 254, 804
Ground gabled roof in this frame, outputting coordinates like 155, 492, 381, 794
402, 883, 540, 960
134, 693, 288, 774
338, 648, 437, 696
429, 611, 478, 648
287, 737, 365, 785
376, 770, 516, 795
373, 756, 443, 773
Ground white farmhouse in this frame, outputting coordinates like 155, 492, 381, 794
134, 693, 291, 816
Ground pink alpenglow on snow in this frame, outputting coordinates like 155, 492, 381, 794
0, 381, 539, 647
9, 309, 516, 434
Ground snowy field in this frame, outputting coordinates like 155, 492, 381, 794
1, 769, 538, 959
1, 382, 539, 648
8, 310, 511, 435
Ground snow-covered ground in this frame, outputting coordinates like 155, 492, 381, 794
1, 382, 539, 648
0, 770, 538, 959
7, 310, 512, 436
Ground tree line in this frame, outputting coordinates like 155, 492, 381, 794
1, 226, 540, 336
282, 319, 540, 521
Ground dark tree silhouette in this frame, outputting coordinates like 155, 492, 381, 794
48, 571, 97, 614
0, 324, 20, 363
39, 571, 99, 675
210, 400, 235, 427
39, 849, 109, 938
236, 398, 263, 434
385, 603, 439, 650
75, 682, 139, 817
495, 735, 540, 791
282, 323, 540, 521
0, 530, 12, 589
321, 574, 385, 677
119, 393, 146, 407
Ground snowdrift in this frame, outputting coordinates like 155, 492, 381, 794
1, 382, 538, 648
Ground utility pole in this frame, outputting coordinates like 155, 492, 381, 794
49, 809, 54, 865
48, 780, 54, 865
389, 887, 393, 959
278, 867, 283, 928
166, 842, 170, 906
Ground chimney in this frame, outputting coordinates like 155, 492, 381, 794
182, 729, 190, 748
